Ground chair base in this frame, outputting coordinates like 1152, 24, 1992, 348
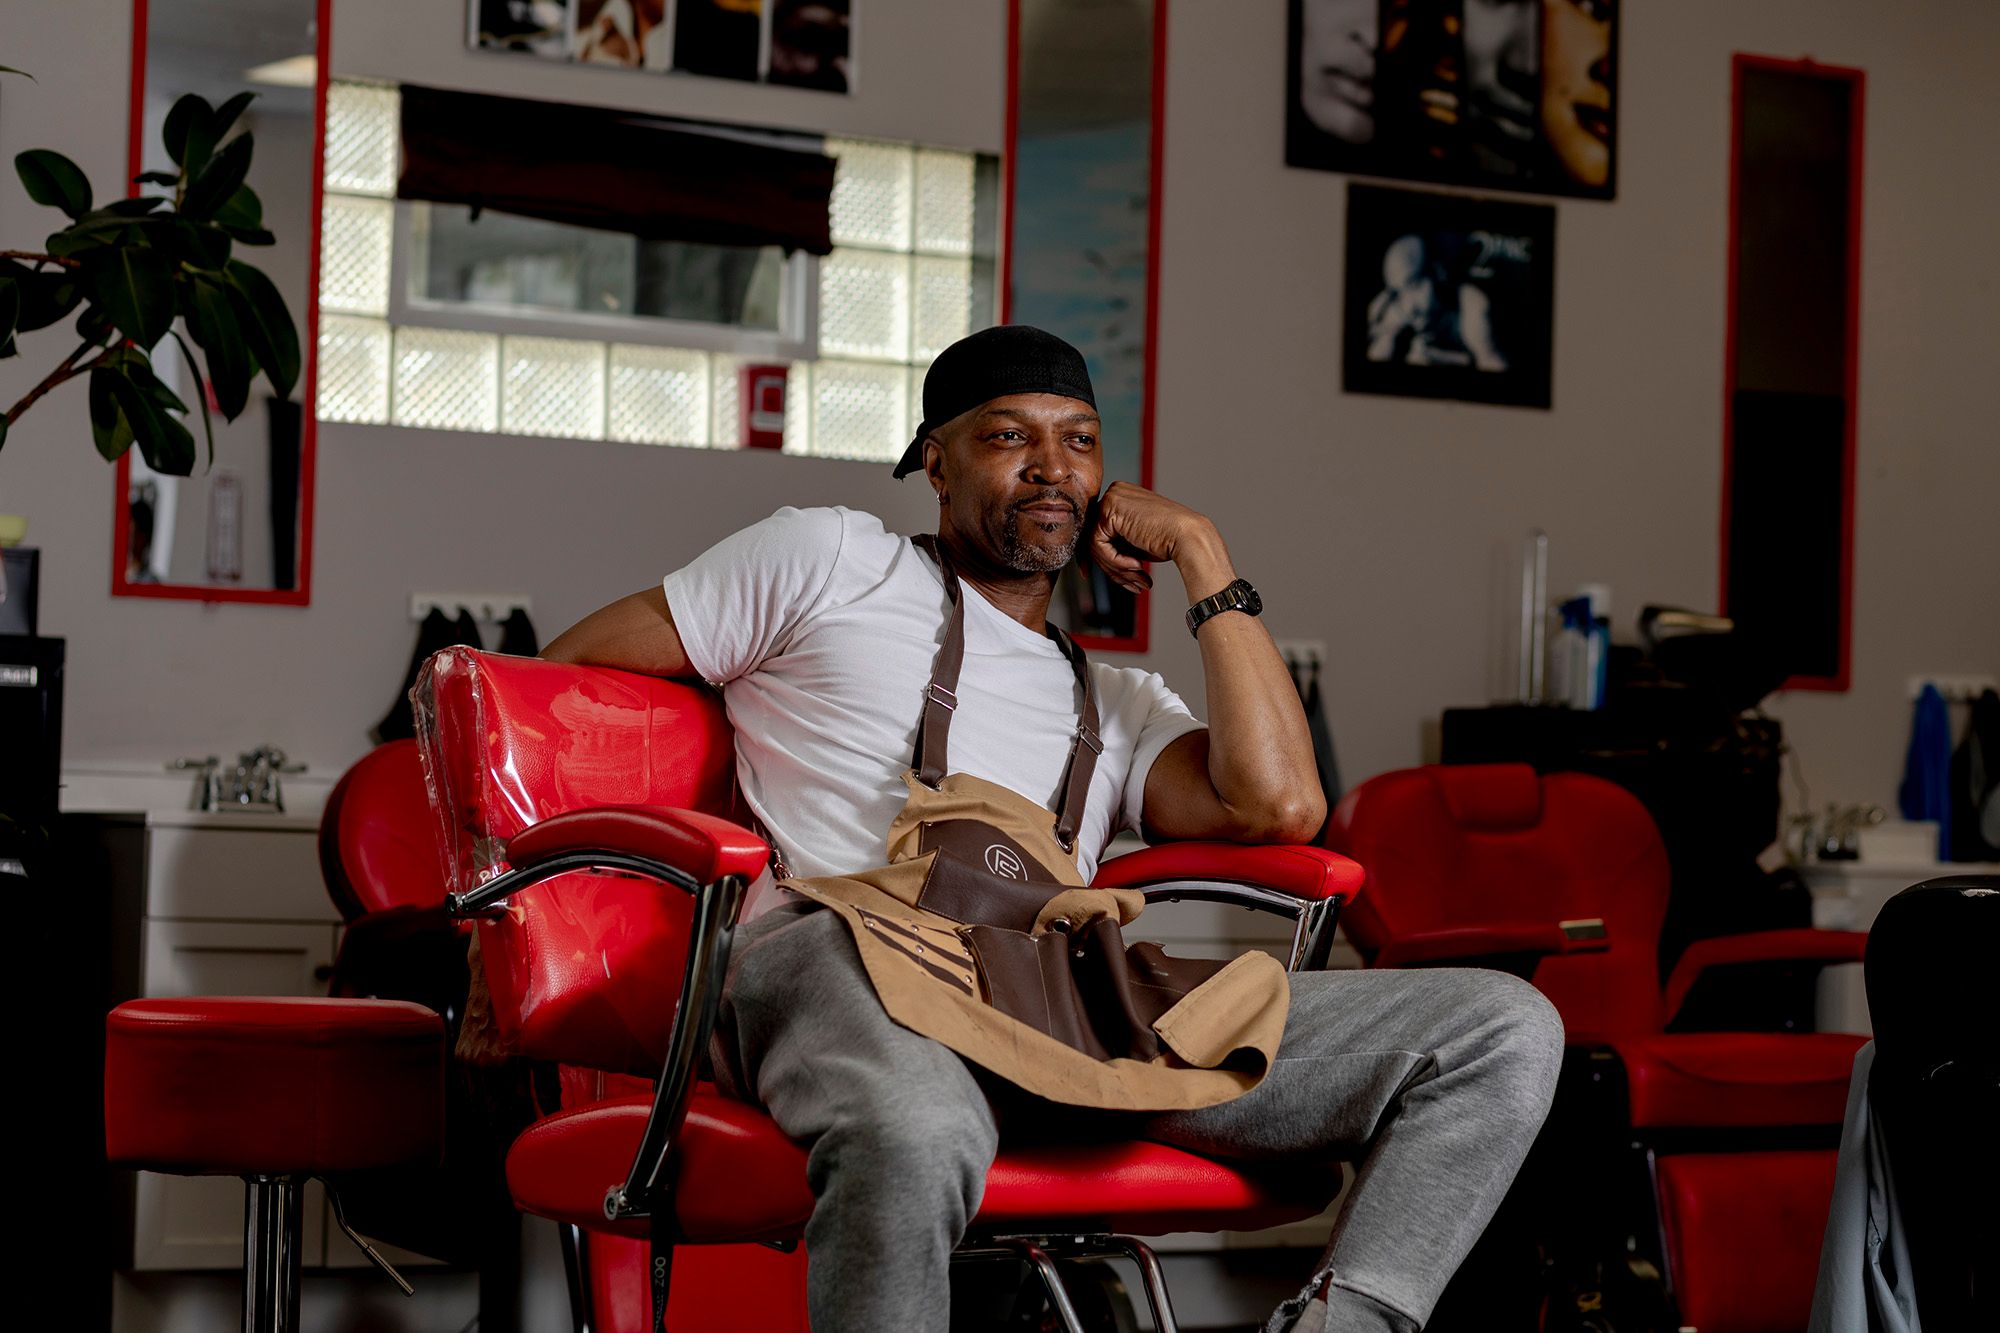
242, 1175, 306, 1333
958, 1233, 1178, 1333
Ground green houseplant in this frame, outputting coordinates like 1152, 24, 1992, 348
0, 87, 299, 475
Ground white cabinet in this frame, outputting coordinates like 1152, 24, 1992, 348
91, 813, 342, 1272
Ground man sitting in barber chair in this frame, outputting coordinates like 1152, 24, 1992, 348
543, 326, 1563, 1333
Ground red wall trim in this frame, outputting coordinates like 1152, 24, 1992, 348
112, 0, 323, 608
1719, 53, 1864, 692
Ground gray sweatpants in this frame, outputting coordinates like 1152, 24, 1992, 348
712, 903, 1564, 1332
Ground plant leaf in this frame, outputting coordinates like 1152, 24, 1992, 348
105, 361, 196, 475
84, 243, 175, 348
223, 259, 299, 397
163, 93, 212, 170
0, 66, 36, 80
213, 184, 263, 231
186, 276, 251, 418
167, 330, 216, 468
133, 170, 180, 187
182, 132, 253, 221
88, 364, 137, 460
102, 196, 167, 217
45, 228, 114, 258
210, 91, 257, 141
15, 149, 93, 218
2, 262, 82, 333
0, 278, 17, 349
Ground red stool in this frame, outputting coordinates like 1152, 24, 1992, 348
104, 997, 446, 1332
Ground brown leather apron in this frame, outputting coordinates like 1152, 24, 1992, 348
780, 539, 1289, 1112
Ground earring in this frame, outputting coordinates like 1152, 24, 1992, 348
934, 490, 945, 504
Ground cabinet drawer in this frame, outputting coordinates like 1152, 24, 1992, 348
145, 825, 334, 921
140, 920, 338, 1001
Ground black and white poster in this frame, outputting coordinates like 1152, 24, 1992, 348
472, 0, 853, 94
1343, 184, 1555, 408
1287, 0, 1617, 200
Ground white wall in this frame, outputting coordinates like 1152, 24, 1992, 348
2, 0, 1995, 820
1138, 0, 2000, 817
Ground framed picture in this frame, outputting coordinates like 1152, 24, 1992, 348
1343, 183, 1555, 408
1286, 0, 1617, 200
471, 0, 853, 93
472, 0, 575, 59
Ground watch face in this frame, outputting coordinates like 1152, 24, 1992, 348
1238, 581, 1262, 615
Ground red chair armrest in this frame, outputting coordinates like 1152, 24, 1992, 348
507, 806, 770, 886
1092, 842, 1365, 903
1660, 927, 1869, 1027
1374, 921, 1609, 969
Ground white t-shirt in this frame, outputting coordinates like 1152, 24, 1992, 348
662, 506, 1205, 887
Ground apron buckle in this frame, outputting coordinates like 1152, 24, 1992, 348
925, 682, 958, 711
1075, 723, 1102, 756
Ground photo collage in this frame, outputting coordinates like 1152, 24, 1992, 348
472, 0, 853, 94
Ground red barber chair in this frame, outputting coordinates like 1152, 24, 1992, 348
415, 647, 1364, 1332
1328, 764, 1868, 1333
317, 738, 530, 1333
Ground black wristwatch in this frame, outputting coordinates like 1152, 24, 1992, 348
1186, 578, 1262, 637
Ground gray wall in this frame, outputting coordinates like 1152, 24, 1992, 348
2, 0, 1994, 823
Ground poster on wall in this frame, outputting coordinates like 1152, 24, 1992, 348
471, 0, 853, 93
1343, 183, 1555, 408
1286, 0, 1616, 199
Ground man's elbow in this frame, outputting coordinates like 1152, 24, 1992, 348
1238, 790, 1327, 845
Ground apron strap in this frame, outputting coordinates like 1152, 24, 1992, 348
910, 536, 1101, 854
911, 535, 967, 789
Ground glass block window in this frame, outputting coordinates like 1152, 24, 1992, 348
319, 83, 996, 460
393, 327, 499, 433
323, 82, 400, 197
316, 316, 392, 425
319, 196, 393, 317
609, 345, 710, 447
503, 336, 606, 440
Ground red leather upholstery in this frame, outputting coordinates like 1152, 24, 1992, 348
416, 650, 744, 1075
105, 997, 445, 1175
1655, 1151, 1838, 1333
319, 739, 446, 920
1373, 921, 1607, 969
1094, 840, 1365, 903
1613, 1032, 1866, 1129
509, 806, 770, 887
1658, 926, 1868, 1028
508, 1087, 1340, 1243
1329, 764, 1671, 1040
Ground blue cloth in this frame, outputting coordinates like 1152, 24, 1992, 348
1898, 684, 1953, 859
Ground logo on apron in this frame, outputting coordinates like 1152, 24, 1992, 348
984, 844, 1028, 880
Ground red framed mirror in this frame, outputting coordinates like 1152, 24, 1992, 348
1004, 0, 1167, 654
112, 0, 325, 606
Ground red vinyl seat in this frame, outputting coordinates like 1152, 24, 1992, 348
1328, 763, 1866, 1333
103, 996, 445, 1332
507, 1087, 1341, 1243
414, 647, 1365, 1332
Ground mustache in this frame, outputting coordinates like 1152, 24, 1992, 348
1011, 489, 1081, 518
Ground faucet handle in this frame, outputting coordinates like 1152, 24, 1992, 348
170, 755, 221, 772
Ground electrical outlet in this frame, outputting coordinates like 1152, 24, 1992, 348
1907, 674, 1997, 704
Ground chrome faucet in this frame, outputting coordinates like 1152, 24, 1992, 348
171, 746, 307, 812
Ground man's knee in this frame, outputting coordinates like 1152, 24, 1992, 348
1461, 970, 1566, 1106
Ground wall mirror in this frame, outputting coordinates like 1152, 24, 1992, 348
115, 0, 324, 605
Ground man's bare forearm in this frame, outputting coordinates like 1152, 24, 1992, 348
1175, 526, 1326, 842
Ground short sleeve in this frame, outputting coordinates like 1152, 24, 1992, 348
1118, 672, 1206, 834
661, 506, 847, 684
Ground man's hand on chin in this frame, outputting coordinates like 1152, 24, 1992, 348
1088, 481, 1235, 601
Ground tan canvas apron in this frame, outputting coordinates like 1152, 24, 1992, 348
780, 538, 1289, 1112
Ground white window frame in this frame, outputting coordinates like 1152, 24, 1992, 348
386, 200, 822, 362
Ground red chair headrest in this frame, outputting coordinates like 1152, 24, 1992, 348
319, 739, 445, 920
1433, 763, 1543, 831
